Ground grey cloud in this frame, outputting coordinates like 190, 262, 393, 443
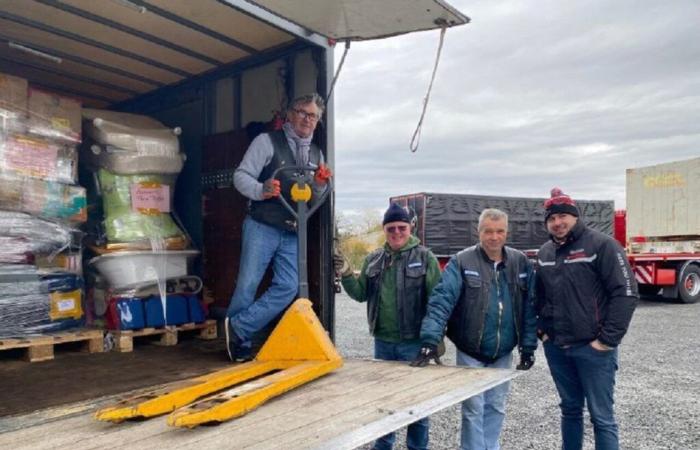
333, 0, 700, 213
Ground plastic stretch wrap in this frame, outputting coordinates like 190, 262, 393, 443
98, 169, 185, 243
27, 88, 82, 144
0, 172, 86, 223
83, 109, 180, 156
0, 270, 84, 338
0, 133, 77, 184
0, 211, 74, 264
0, 73, 27, 134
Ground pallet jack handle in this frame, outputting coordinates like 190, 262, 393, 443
271, 165, 332, 299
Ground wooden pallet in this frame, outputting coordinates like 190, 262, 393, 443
0, 329, 104, 363
109, 320, 217, 353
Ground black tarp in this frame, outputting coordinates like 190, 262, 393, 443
390, 193, 615, 256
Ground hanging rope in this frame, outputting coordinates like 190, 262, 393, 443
409, 26, 447, 153
327, 40, 351, 102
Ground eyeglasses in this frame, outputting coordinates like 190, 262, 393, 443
386, 225, 408, 234
293, 108, 320, 122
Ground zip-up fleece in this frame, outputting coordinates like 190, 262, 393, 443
535, 220, 638, 347
341, 235, 441, 342
420, 245, 537, 362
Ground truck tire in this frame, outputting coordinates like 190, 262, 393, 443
678, 265, 700, 304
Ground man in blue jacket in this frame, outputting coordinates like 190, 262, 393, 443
535, 188, 637, 450
412, 208, 537, 450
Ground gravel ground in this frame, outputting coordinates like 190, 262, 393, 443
334, 292, 700, 449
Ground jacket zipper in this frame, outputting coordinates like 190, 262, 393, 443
493, 266, 503, 359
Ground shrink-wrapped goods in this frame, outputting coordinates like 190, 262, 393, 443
0, 172, 87, 223
0, 269, 84, 338
82, 109, 183, 175
98, 169, 185, 243
0, 211, 73, 263
27, 88, 82, 144
0, 73, 27, 134
0, 133, 77, 184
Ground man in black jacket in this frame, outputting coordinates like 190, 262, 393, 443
535, 188, 638, 450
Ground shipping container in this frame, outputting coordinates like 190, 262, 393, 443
624, 157, 700, 303
626, 157, 700, 240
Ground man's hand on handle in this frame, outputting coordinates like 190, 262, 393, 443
262, 178, 281, 199
314, 164, 332, 186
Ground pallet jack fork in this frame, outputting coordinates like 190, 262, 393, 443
96, 165, 342, 428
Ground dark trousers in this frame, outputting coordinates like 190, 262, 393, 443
544, 340, 619, 450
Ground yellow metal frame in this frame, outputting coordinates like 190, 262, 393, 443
95, 299, 343, 427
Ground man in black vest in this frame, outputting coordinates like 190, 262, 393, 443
336, 203, 442, 450
225, 93, 331, 362
535, 188, 637, 450
412, 208, 537, 450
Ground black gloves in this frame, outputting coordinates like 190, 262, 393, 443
410, 344, 442, 367
516, 351, 535, 370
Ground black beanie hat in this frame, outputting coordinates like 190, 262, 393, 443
544, 187, 580, 222
383, 203, 411, 225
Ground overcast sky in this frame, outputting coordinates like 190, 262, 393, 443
331, 0, 700, 216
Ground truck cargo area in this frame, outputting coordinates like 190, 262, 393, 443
0, 359, 514, 449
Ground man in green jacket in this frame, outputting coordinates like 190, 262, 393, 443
335, 202, 441, 450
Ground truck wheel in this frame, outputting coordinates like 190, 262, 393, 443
678, 265, 700, 304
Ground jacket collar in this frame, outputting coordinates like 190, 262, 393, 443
476, 244, 508, 266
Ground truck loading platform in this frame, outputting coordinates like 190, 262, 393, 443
0, 357, 514, 449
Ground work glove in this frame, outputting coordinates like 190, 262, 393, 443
333, 248, 352, 277
410, 344, 442, 367
262, 178, 280, 199
516, 351, 535, 371
314, 164, 332, 186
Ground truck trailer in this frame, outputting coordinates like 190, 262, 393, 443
390, 192, 615, 266
624, 157, 700, 303
0, 2, 520, 448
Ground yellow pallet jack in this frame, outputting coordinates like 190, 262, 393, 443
96, 165, 342, 428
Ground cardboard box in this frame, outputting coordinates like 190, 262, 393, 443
0, 73, 28, 133
27, 88, 81, 143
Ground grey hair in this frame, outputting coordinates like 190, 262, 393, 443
478, 208, 509, 231
288, 93, 325, 115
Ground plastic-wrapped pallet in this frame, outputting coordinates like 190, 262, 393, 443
0, 266, 84, 338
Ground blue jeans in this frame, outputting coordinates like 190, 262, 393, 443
373, 339, 429, 450
543, 340, 619, 450
457, 351, 512, 450
227, 217, 298, 347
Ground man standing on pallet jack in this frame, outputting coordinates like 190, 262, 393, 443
226, 93, 331, 362
335, 203, 442, 450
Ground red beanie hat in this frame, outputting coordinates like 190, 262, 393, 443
544, 187, 580, 222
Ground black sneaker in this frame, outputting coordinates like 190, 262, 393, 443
225, 317, 253, 362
